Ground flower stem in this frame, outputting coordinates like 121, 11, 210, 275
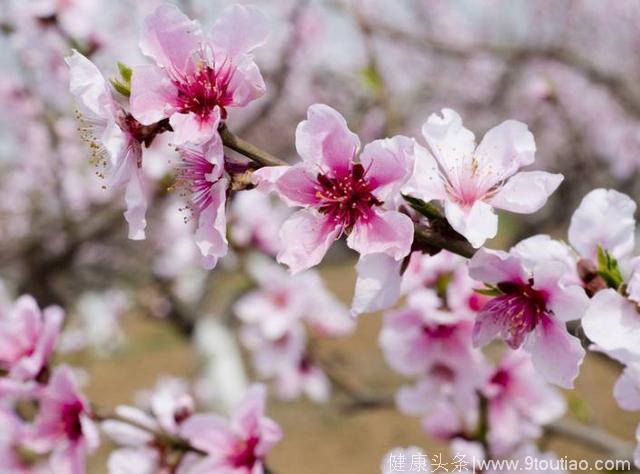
219, 124, 288, 167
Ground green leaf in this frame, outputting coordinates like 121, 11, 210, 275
402, 194, 443, 220
596, 245, 624, 289
110, 78, 130, 98
474, 284, 501, 297
117, 62, 132, 83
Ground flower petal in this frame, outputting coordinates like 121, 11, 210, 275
490, 171, 563, 214
359, 136, 415, 201
209, 5, 269, 57
444, 200, 498, 248
130, 64, 177, 125
169, 110, 220, 146
347, 210, 413, 260
351, 253, 402, 316
475, 119, 536, 171
568, 188, 636, 261
194, 178, 229, 270
139, 4, 201, 73
277, 209, 340, 273
421, 108, 476, 168
531, 260, 588, 322
123, 161, 148, 241
528, 316, 585, 388
401, 142, 447, 202
468, 248, 528, 285
295, 104, 360, 177
613, 365, 640, 411
65, 50, 113, 119
275, 165, 321, 206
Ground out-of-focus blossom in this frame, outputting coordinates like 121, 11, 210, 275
254, 104, 416, 273
229, 189, 290, 256
130, 4, 268, 145
194, 318, 249, 413
180, 384, 282, 474
31, 366, 99, 474
483, 351, 565, 456
0, 407, 48, 473
0, 294, 63, 381
102, 376, 195, 474
404, 108, 562, 248
379, 289, 477, 377
468, 241, 588, 388
58, 290, 126, 356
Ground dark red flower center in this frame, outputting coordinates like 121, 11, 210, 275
61, 400, 84, 441
174, 61, 235, 121
230, 435, 260, 468
489, 368, 511, 389
421, 323, 456, 339
482, 281, 548, 349
316, 163, 381, 231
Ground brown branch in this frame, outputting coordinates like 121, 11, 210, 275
219, 124, 288, 167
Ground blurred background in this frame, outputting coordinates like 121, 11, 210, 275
1, 0, 640, 472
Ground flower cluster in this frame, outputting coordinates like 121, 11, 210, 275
235, 256, 354, 403
0, 292, 282, 474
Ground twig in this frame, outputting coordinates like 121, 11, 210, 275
219, 124, 288, 167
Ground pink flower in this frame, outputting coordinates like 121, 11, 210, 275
482, 351, 565, 456
175, 140, 229, 269
66, 51, 153, 240
379, 289, 479, 377
0, 294, 63, 381
241, 324, 330, 404
31, 365, 100, 474
468, 244, 588, 388
180, 384, 282, 474
102, 378, 196, 474
395, 360, 488, 441
613, 362, 640, 411
254, 104, 416, 273
229, 190, 290, 256
130, 4, 267, 145
404, 108, 563, 247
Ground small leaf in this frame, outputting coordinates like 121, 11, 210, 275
474, 285, 501, 297
402, 194, 443, 220
117, 62, 133, 83
359, 64, 383, 93
110, 78, 130, 98
596, 244, 623, 289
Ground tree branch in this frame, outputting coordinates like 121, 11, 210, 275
219, 124, 288, 167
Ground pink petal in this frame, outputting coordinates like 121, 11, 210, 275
472, 309, 503, 347
613, 365, 640, 411
468, 248, 528, 285
351, 254, 402, 316
251, 166, 290, 194
359, 136, 415, 201
169, 110, 220, 146
194, 178, 229, 270
347, 210, 413, 260
568, 188, 637, 261
209, 5, 269, 57
275, 165, 321, 206
421, 108, 476, 169
277, 209, 340, 273
130, 64, 177, 125
475, 119, 536, 171
582, 289, 640, 365
528, 315, 585, 388
139, 4, 201, 74
50, 443, 85, 474
401, 142, 447, 202
227, 56, 266, 107
531, 261, 587, 322
65, 50, 113, 119
490, 171, 563, 213
123, 163, 148, 241
295, 104, 360, 177
180, 414, 237, 454
444, 200, 498, 248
